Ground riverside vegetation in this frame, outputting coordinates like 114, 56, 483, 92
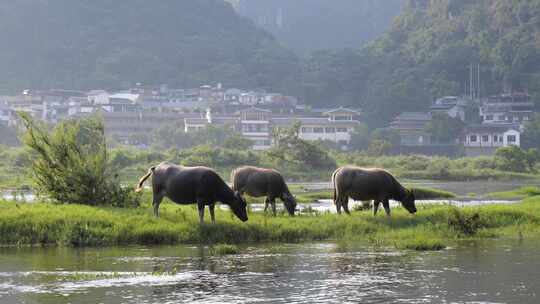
1, 195, 540, 251
1, 115, 539, 252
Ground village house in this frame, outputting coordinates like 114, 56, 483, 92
429, 96, 472, 121
390, 112, 432, 146
463, 124, 521, 156
184, 107, 361, 150
480, 93, 533, 125
0, 103, 14, 126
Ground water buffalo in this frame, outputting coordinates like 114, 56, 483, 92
231, 166, 296, 216
332, 166, 416, 216
135, 162, 248, 223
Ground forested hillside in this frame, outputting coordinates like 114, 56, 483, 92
304, 0, 540, 126
3, 0, 540, 128
0, 0, 300, 93
234, 0, 404, 53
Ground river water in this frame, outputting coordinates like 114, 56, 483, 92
1, 239, 539, 304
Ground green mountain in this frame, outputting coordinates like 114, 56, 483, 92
0, 0, 300, 93
235, 0, 405, 54
302, 0, 540, 126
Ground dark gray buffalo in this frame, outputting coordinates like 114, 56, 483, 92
135, 162, 248, 223
332, 166, 416, 216
231, 166, 296, 216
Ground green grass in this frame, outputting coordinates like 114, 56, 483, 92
409, 187, 456, 199
486, 186, 540, 199
211, 244, 240, 255
2, 196, 540, 251
292, 186, 455, 204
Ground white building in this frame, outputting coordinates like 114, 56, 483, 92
184, 107, 361, 150
480, 93, 533, 125
463, 124, 521, 156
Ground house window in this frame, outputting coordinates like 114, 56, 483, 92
485, 115, 493, 121
301, 127, 313, 133
497, 115, 505, 121
314, 127, 324, 133
325, 127, 335, 133
507, 135, 517, 143
513, 116, 519, 121
470, 135, 477, 142
337, 128, 348, 133
524, 115, 530, 121
493, 135, 499, 143
482, 135, 489, 142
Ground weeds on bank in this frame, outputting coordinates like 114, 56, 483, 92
1, 197, 540, 251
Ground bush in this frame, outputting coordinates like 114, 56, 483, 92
20, 113, 140, 207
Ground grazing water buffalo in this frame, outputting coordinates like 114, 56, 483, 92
332, 166, 416, 216
135, 163, 248, 223
231, 166, 296, 216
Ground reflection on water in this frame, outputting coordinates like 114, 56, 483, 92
1, 240, 539, 304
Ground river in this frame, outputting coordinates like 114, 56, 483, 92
1, 239, 539, 303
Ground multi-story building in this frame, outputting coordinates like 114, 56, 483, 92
390, 112, 432, 146
184, 107, 361, 150
429, 96, 471, 121
480, 93, 534, 125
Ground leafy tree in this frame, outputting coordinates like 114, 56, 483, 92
522, 114, 540, 149
366, 140, 393, 156
0, 125, 19, 146
494, 146, 533, 173
349, 123, 371, 151
19, 113, 139, 207
425, 113, 464, 144
223, 134, 253, 150
267, 122, 336, 170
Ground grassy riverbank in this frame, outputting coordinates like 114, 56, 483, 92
240, 186, 455, 205
1, 196, 539, 250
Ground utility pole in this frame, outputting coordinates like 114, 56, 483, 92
470, 64, 473, 100
477, 63, 481, 101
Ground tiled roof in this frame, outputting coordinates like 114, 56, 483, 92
271, 117, 359, 126
393, 112, 432, 121
465, 123, 520, 133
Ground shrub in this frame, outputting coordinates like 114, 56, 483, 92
19, 113, 140, 207
447, 208, 484, 236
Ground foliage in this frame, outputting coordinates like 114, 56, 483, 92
425, 113, 464, 144
152, 124, 253, 150
19, 113, 139, 207
237, 0, 403, 53
0, 125, 19, 146
211, 244, 240, 255
300, 0, 540, 127
522, 114, 540, 149
494, 146, 539, 173
487, 186, 540, 200
0, 0, 300, 93
266, 122, 336, 170
2, 198, 540, 249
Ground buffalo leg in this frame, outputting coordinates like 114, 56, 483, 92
197, 203, 205, 224
373, 200, 381, 216
271, 198, 277, 216
264, 197, 270, 213
335, 197, 343, 215
152, 194, 164, 217
382, 199, 391, 216
342, 199, 351, 215
209, 203, 216, 224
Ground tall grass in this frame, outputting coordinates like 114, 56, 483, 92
1, 196, 540, 250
